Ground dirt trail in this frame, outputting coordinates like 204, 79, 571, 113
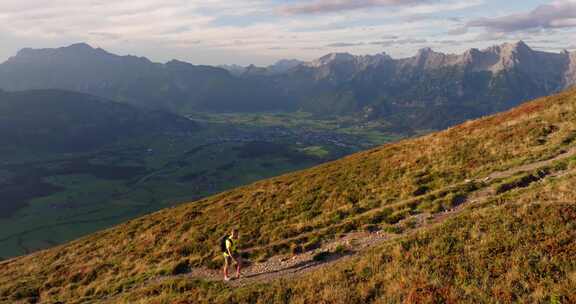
484, 147, 576, 181
101, 147, 576, 301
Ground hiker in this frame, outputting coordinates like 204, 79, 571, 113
222, 228, 242, 281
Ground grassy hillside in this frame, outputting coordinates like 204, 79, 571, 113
1, 89, 576, 303
130, 167, 576, 303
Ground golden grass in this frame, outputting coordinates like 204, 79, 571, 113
127, 170, 576, 303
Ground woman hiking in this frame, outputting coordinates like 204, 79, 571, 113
221, 228, 242, 281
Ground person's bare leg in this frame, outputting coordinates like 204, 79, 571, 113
235, 257, 242, 279
223, 257, 230, 280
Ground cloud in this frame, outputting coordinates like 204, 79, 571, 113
0, 0, 570, 66
325, 42, 366, 47
381, 34, 399, 39
370, 38, 428, 47
447, 26, 468, 35
466, 0, 576, 33
88, 32, 122, 40
280, 0, 432, 15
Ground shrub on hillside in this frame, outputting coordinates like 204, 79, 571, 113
171, 259, 191, 275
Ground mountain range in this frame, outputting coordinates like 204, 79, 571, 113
220, 59, 304, 76
0, 41, 575, 130
240, 41, 576, 129
0, 43, 285, 113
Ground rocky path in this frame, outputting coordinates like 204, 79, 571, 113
179, 230, 392, 287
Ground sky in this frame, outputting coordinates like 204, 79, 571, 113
0, 0, 575, 66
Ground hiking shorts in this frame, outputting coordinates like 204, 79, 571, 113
224, 252, 240, 265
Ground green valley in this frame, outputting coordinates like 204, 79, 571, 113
0, 110, 403, 258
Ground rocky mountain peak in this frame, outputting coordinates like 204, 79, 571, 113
416, 47, 434, 56
477, 41, 535, 72
268, 59, 304, 74
66, 42, 96, 51
7, 43, 113, 66
501, 40, 532, 56
408, 47, 458, 69
166, 59, 192, 67
359, 52, 392, 65
309, 52, 356, 67
462, 48, 481, 60
307, 52, 391, 69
